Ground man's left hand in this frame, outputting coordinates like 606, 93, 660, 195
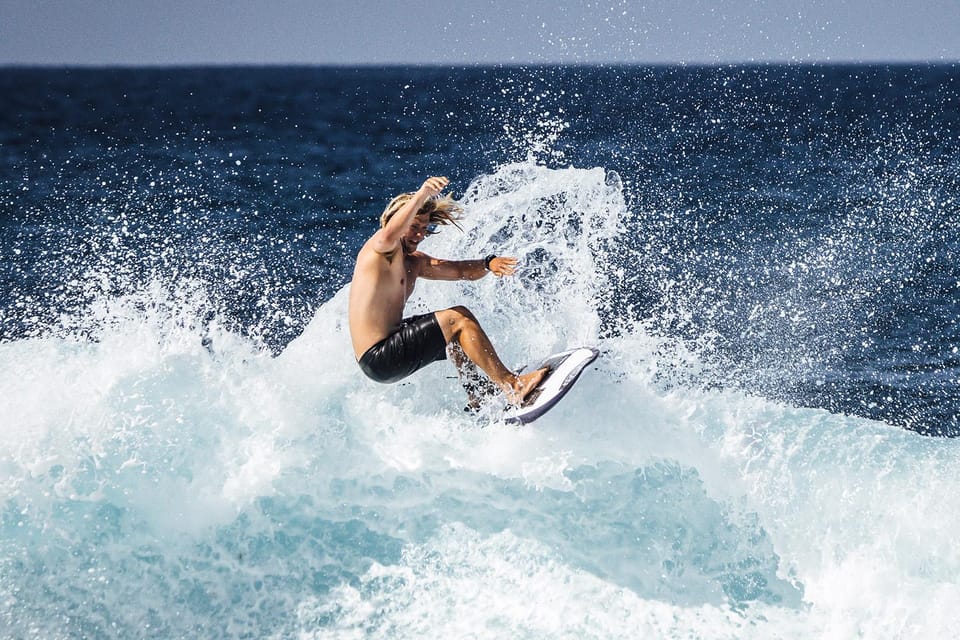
488, 256, 518, 278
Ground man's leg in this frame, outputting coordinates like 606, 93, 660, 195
434, 306, 547, 404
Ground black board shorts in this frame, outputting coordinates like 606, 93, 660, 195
358, 312, 447, 384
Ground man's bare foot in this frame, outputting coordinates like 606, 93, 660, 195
506, 367, 549, 405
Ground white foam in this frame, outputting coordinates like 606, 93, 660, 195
291, 523, 809, 639
3, 161, 959, 637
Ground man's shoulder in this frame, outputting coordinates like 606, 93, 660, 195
358, 233, 400, 262
407, 251, 435, 270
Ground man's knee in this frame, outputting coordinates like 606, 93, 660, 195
449, 305, 475, 321
438, 306, 477, 333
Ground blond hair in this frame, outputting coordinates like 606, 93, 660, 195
380, 192, 463, 233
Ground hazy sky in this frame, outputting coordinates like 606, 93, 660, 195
2, 0, 958, 66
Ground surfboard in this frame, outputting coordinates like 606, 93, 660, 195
504, 347, 599, 425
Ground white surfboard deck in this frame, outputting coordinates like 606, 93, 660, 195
504, 347, 599, 425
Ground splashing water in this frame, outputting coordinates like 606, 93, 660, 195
3, 159, 960, 638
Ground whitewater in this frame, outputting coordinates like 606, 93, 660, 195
2, 160, 958, 639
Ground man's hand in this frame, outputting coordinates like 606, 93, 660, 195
419, 176, 449, 198
488, 256, 518, 278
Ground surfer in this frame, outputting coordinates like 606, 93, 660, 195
348, 176, 547, 406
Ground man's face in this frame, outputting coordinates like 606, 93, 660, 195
402, 214, 434, 252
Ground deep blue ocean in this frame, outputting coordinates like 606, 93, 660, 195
2, 65, 960, 638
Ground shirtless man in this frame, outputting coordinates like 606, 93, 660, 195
348, 176, 547, 405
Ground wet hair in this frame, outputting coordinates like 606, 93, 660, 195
380, 191, 463, 233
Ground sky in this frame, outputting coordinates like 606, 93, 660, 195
1, 0, 958, 66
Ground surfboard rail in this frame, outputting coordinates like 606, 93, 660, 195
504, 346, 599, 424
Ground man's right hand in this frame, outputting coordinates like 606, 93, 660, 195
419, 176, 449, 198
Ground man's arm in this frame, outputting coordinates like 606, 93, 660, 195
417, 253, 518, 281
371, 176, 448, 254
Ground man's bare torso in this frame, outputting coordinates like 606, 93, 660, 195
348, 239, 424, 359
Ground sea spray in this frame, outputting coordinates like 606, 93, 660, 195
3, 158, 960, 638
